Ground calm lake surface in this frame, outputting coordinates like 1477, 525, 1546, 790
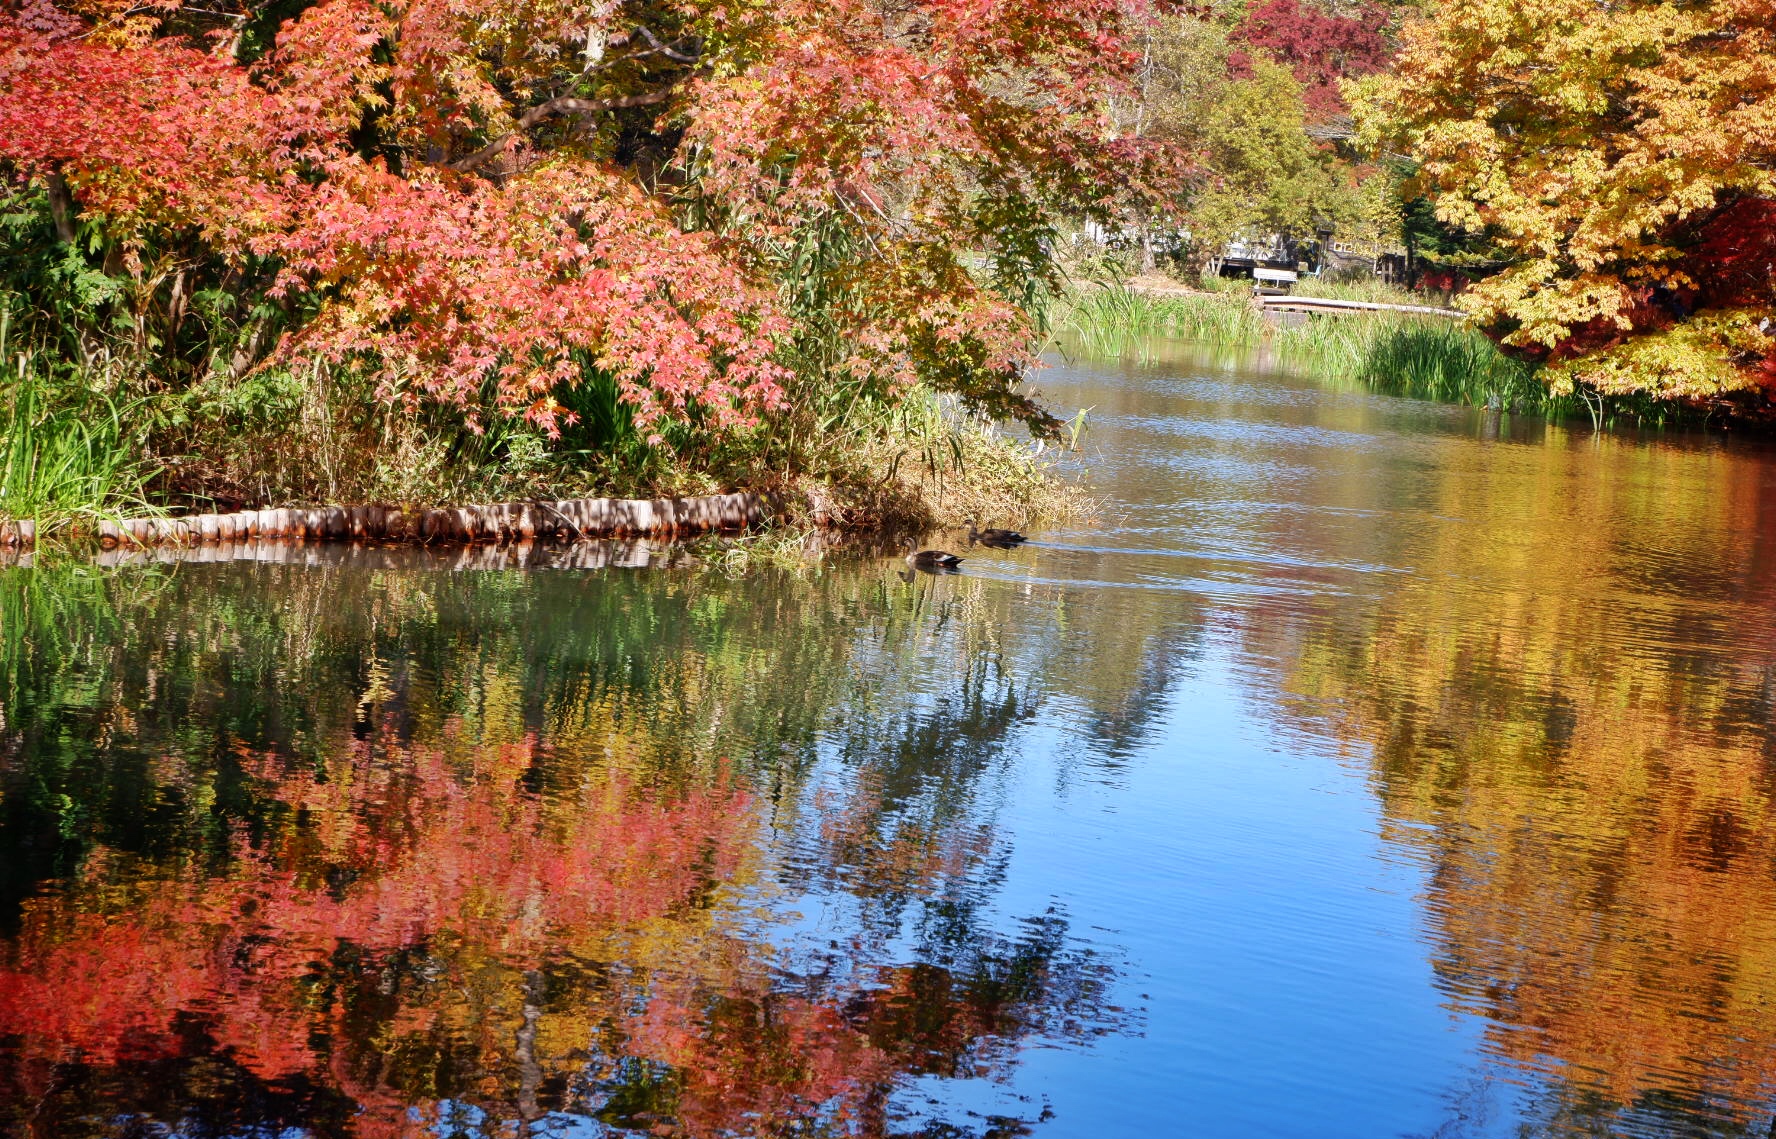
4, 346, 1776, 1138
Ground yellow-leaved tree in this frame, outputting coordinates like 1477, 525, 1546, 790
1351, 0, 1776, 406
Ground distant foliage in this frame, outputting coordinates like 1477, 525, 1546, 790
1232, 0, 1391, 120
1353, 0, 1776, 407
1117, 11, 1398, 264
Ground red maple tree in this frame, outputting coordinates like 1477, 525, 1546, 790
1232, 0, 1391, 120
1, 0, 1159, 434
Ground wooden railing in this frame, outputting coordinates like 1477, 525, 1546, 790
1257, 294, 1465, 319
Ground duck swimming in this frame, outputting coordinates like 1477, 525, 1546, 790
966, 519, 1027, 548
906, 547, 964, 570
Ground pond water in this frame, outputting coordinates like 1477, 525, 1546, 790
4, 346, 1776, 1138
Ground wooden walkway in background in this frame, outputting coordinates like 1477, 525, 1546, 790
1256, 294, 1466, 319
1122, 281, 1466, 321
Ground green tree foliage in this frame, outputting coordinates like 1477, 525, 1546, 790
1194, 58, 1348, 253
1113, 10, 1399, 270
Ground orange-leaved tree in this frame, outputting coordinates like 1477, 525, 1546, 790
1351, 0, 1776, 408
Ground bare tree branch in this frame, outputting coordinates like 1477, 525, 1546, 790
631, 25, 699, 64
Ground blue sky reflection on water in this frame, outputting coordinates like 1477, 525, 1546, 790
786, 547, 1488, 1138
962, 639, 1485, 1139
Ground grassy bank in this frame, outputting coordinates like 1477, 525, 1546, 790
0, 302, 1085, 541
1056, 286, 1698, 428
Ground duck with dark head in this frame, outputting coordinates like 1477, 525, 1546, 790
965, 519, 1028, 548
905, 544, 964, 572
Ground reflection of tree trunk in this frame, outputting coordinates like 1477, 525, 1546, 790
859, 1080, 890, 1137
23, 1067, 63, 1139
515, 969, 545, 1125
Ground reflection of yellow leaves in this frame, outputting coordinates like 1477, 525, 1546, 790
1273, 428, 1776, 1121
358, 654, 395, 711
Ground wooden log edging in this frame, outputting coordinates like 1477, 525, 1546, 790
0, 492, 770, 551
82, 537, 677, 573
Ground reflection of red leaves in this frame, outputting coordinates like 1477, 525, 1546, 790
0, 737, 753, 1085
0, 920, 200, 1066
0, 726, 1095, 1137
627, 984, 901, 1134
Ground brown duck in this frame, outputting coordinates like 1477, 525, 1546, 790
966, 519, 1028, 548
906, 546, 964, 570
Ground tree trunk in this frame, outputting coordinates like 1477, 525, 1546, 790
45, 173, 76, 244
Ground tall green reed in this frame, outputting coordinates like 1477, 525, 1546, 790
1061, 289, 1262, 358
1344, 321, 1541, 406
0, 318, 159, 533
1058, 286, 1700, 427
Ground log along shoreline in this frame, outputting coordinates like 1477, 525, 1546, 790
0, 491, 773, 551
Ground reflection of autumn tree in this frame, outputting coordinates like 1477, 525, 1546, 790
0, 557, 1145, 1136
627, 910, 1116, 1138
1265, 430, 1776, 1134
0, 720, 1125, 1136
1, 551, 1200, 926
1, 731, 759, 1132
